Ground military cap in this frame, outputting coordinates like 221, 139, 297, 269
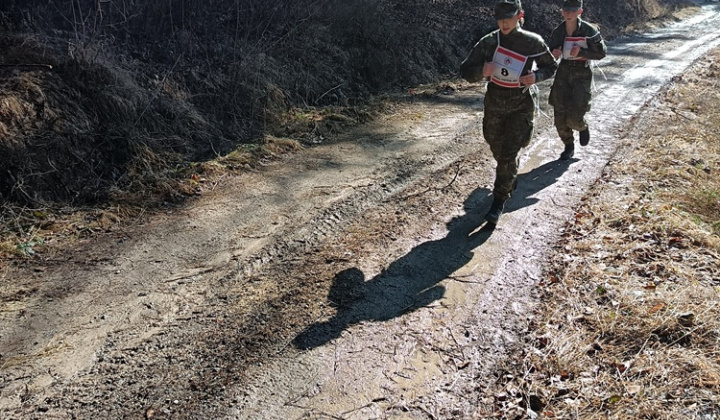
494, 0, 522, 20
562, 0, 583, 11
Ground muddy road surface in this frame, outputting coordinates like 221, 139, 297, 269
2, 3, 720, 419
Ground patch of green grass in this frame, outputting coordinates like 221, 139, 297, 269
688, 188, 720, 235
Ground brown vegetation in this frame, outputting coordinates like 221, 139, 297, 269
0, 2, 717, 418
488, 47, 720, 419
0, 0, 691, 207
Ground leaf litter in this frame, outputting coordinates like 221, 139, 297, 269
491, 47, 720, 419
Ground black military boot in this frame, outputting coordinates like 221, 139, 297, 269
484, 198, 506, 225
579, 128, 590, 146
559, 143, 575, 160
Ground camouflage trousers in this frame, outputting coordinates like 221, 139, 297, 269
549, 64, 593, 145
482, 86, 535, 202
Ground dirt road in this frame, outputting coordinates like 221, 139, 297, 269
2, 3, 720, 419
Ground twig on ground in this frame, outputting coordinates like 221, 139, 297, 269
163, 266, 216, 283
0, 256, 111, 266
447, 275, 482, 284
210, 174, 226, 191
339, 399, 385, 418
403, 164, 463, 199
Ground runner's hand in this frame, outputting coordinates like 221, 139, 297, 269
519, 70, 536, 86
552, 48, 562, 59
482, 63, 494, 78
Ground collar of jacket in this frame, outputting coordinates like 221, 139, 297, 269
499, 26, 521, 39
565, 17, 588, 36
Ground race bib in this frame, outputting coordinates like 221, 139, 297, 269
563, 37, 588, 61
491, 46, 529, 88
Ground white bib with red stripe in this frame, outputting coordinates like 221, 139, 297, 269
563, 37, 588, 61
491, 45, 529, 88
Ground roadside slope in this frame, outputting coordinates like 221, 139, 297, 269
1, 3, 719, 420
492, 47, 720, 419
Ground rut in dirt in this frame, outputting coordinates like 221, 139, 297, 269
3, 3, 720, 420
234, 5, 720, 420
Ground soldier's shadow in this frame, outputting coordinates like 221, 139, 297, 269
293, 188, 494, 350
293, 159, 571, 350
505, 157, 575, 214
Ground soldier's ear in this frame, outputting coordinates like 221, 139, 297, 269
518, 10, 524, 19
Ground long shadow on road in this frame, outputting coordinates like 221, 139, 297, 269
293, 158, 571, 350
293, 187, 494, 350
505, 158, 575, 215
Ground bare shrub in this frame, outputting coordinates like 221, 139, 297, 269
0, 0, 697, 206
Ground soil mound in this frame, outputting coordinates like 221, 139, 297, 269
0, 0, 690, 205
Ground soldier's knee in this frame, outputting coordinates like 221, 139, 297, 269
567, 115, 587, 130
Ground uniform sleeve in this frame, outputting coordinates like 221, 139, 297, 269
531, 40, 558, 84
547, 25, 564, 51
460, 34, 493, 83
579, 24, 607, 60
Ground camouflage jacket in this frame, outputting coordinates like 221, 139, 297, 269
548, 18, 607, 62
460, 27, 557, 86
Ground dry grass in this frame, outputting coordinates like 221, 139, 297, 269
215, 135, 303, 168
490, 50, 720, 419
0, 0, 696, 260
0, 136, 307, 260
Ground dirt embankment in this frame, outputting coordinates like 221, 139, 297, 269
0, 0, 690, 207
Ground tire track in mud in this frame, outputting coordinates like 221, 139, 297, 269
0, 94, 493, 419
6, 3, 720, 419
233, 113, 484, 279
233, 4, 720, 420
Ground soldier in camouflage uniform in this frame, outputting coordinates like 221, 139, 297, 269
548, 0, 607, 160
460, 0, 557, 225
